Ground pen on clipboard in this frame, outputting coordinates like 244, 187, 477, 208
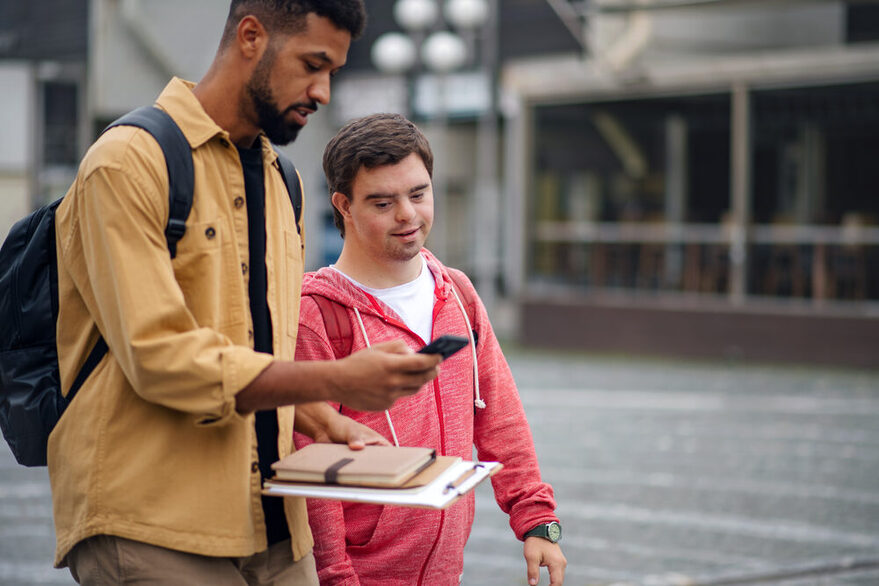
443, 463, 485, 494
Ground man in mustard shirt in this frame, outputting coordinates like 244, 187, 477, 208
51, 1, 441, 584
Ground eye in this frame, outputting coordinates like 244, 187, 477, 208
374, 201, 391, 210
305, 61, 321, 73
411, 192, 425, 201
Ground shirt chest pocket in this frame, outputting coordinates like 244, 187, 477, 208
172, 216, 245, 328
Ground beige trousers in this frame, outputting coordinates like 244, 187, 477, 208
67, 535, 319, 586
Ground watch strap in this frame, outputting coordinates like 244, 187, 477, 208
523, 521, 561, 542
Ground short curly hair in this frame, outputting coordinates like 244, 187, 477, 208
221, 0, 366, 47
323, 113, 434, 237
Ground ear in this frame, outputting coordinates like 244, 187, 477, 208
331, 191, 352, 219
236, 15, 269, 60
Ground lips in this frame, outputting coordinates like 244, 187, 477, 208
288, 108, 311, 127
393, 227, 421, 239
286, 103, 317, 127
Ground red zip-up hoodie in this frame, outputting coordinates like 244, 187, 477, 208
294, 250, 558, 586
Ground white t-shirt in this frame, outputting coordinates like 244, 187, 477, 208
331, 256, 436, 343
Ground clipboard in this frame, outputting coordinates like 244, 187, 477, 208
263, 457, 503, 510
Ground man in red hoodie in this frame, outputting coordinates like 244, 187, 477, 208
294, 113, 566, 585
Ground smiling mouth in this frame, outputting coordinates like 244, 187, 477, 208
393, 227, 420, 238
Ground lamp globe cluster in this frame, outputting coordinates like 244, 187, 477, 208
372, 0, 489, 74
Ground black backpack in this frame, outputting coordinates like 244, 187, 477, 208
0, 106, 302, 466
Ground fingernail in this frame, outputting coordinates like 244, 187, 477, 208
529, 580, 537, 586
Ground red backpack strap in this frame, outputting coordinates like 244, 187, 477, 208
310, 295, 353, 358
447, 270, 479, 346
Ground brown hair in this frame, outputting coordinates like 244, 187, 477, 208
220, 0, 366, 48
323, 113, 434, 237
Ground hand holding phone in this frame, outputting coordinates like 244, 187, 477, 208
417, 335, 469, 361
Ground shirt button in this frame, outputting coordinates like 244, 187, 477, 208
248, 330, 254, 340
234, 197, 245, 209
205, 226, 216, 239
251, 461, 259, 474
241, 263, 248, 275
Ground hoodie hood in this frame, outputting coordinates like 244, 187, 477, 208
302, 249, 454, 324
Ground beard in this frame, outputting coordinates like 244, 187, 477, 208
245, 50, 304, 145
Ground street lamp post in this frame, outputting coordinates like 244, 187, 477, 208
470, 0, 499, 316
371, 0, 499, 314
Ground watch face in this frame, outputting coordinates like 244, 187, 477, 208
547, 522, 561, 542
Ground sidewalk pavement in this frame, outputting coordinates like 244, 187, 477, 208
463, 348, 879, 585
2, 348, 878, 585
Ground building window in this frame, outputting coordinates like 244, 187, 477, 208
42, 81, 78, 167
530, 94, 731, 295
846, 3, 879, 43
529, 83, 879, 303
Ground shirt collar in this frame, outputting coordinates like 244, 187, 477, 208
153, 77, 279, 165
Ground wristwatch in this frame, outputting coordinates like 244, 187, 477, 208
523, 521, 562, 543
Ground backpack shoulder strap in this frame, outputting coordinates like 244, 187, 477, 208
68, 108, 192, 404
67, 106, 195, 403
102, 106, 194, 258
309, 295, 353, 359
447, 270, 477, 325
273, 148, 303, 236
447, 270, 479, 346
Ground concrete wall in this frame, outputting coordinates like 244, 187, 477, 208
0, 63, 34, 239
89, 0, 224, 116
591, 2, 846, 69
521, 298, 879, 369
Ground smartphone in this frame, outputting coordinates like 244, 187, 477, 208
417, 334, 469, 361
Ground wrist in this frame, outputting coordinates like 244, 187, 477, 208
293, 401, 334, 437
321, 356, 349, 404
523, 521, 562, 543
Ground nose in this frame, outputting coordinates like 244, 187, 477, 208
309, 75, 331, 105
396, 198, 417, 223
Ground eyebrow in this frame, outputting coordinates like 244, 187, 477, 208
364, 183, 430, 200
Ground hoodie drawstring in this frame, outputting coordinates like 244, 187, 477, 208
351, 282, 484, 449
354, 307, 401, 447
448, 285, 484, 410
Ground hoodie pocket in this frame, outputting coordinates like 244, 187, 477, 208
343, 503, 385, 548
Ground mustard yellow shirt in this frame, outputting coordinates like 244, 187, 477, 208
51, 78, 311, 567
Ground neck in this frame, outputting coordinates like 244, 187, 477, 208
193, 59, 261, 148
334, 248, 424, 289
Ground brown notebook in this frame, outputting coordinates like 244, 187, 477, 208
271, 444, 437, 488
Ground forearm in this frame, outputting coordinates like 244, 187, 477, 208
238, 340, 441, 414
236, 360, 338, 414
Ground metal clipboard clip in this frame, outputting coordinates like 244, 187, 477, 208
443, 463, 486, 495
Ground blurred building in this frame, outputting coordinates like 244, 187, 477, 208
1, 1, 877, 367
0, 0, 339, 274
0, 1, 89, 239
339, 0, 879, 368
501, 1, 879, 368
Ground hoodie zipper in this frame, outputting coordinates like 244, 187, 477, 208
309, 265, 464, 583
351, 278, 453, 585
